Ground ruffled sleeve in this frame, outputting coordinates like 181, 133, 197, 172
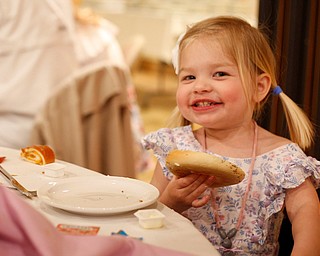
141, 128, 177, 179
263, 144, 320, 218
142, 128, 176, 157
141, 125, 200, 179
284, 156, 320, 188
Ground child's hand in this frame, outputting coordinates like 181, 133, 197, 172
159, 174, 215, 213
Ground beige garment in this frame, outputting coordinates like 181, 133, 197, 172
30, 62, 135, 178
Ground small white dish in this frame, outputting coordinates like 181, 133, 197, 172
134, 209, 165, 229
43, 163, 65, 178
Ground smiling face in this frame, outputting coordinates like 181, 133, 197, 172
176, 37, 254, 129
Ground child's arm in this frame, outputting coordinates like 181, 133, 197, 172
285, 178, 320, 256
150, 162, 170, 194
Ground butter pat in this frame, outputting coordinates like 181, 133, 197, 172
134, 209, 165, 229
43, 163, 65, 178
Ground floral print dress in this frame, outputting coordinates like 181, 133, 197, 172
141, 125, 320, 256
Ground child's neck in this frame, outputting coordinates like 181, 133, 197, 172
202, 122, 257, 158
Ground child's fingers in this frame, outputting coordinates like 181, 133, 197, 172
192, 194, 211, 208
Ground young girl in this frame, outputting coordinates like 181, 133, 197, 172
142, 16, 320, 256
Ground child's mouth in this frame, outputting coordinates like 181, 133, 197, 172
193, 101, 216, 107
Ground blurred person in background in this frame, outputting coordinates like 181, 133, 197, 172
0, 0, 151, 174
0, 0, 78, 149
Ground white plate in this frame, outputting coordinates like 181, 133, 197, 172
37, 176, 159, 215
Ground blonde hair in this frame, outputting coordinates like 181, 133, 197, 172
168, 16, 314, 150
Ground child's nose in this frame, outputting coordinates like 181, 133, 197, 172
193, 80, 213, 93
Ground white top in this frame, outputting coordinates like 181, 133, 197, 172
0, 0, 78, 148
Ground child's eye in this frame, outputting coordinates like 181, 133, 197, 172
182, 75, 196, 81
213, 72, 228, 77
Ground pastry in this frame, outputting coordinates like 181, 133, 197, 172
20, 145, 55, 165
166, 150, 245, 187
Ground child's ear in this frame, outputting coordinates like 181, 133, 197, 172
255, 73, 271, 102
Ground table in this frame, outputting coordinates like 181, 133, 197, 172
0, 147, 220, 256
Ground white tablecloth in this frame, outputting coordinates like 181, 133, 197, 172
0, 147, 220, 256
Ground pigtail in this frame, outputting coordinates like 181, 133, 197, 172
277, 90, 314, 150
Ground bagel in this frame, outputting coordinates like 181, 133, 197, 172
20, 145, 55, 165
166, 150, 245, 187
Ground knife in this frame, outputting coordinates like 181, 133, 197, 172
0, 165, 37, 198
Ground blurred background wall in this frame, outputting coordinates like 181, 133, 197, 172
82, 0, 259, 64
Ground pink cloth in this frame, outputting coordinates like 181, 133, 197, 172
0, 186, 189, 256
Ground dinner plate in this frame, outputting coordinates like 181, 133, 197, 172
37, 176, 159, 215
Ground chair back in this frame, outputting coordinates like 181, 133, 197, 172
30, 62, 135, 178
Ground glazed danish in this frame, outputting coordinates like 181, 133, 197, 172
21, 145, 55, 165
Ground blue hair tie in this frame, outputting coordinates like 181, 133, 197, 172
272, 85, 283, 95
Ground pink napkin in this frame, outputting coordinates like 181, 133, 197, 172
0, 186, 190, 256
